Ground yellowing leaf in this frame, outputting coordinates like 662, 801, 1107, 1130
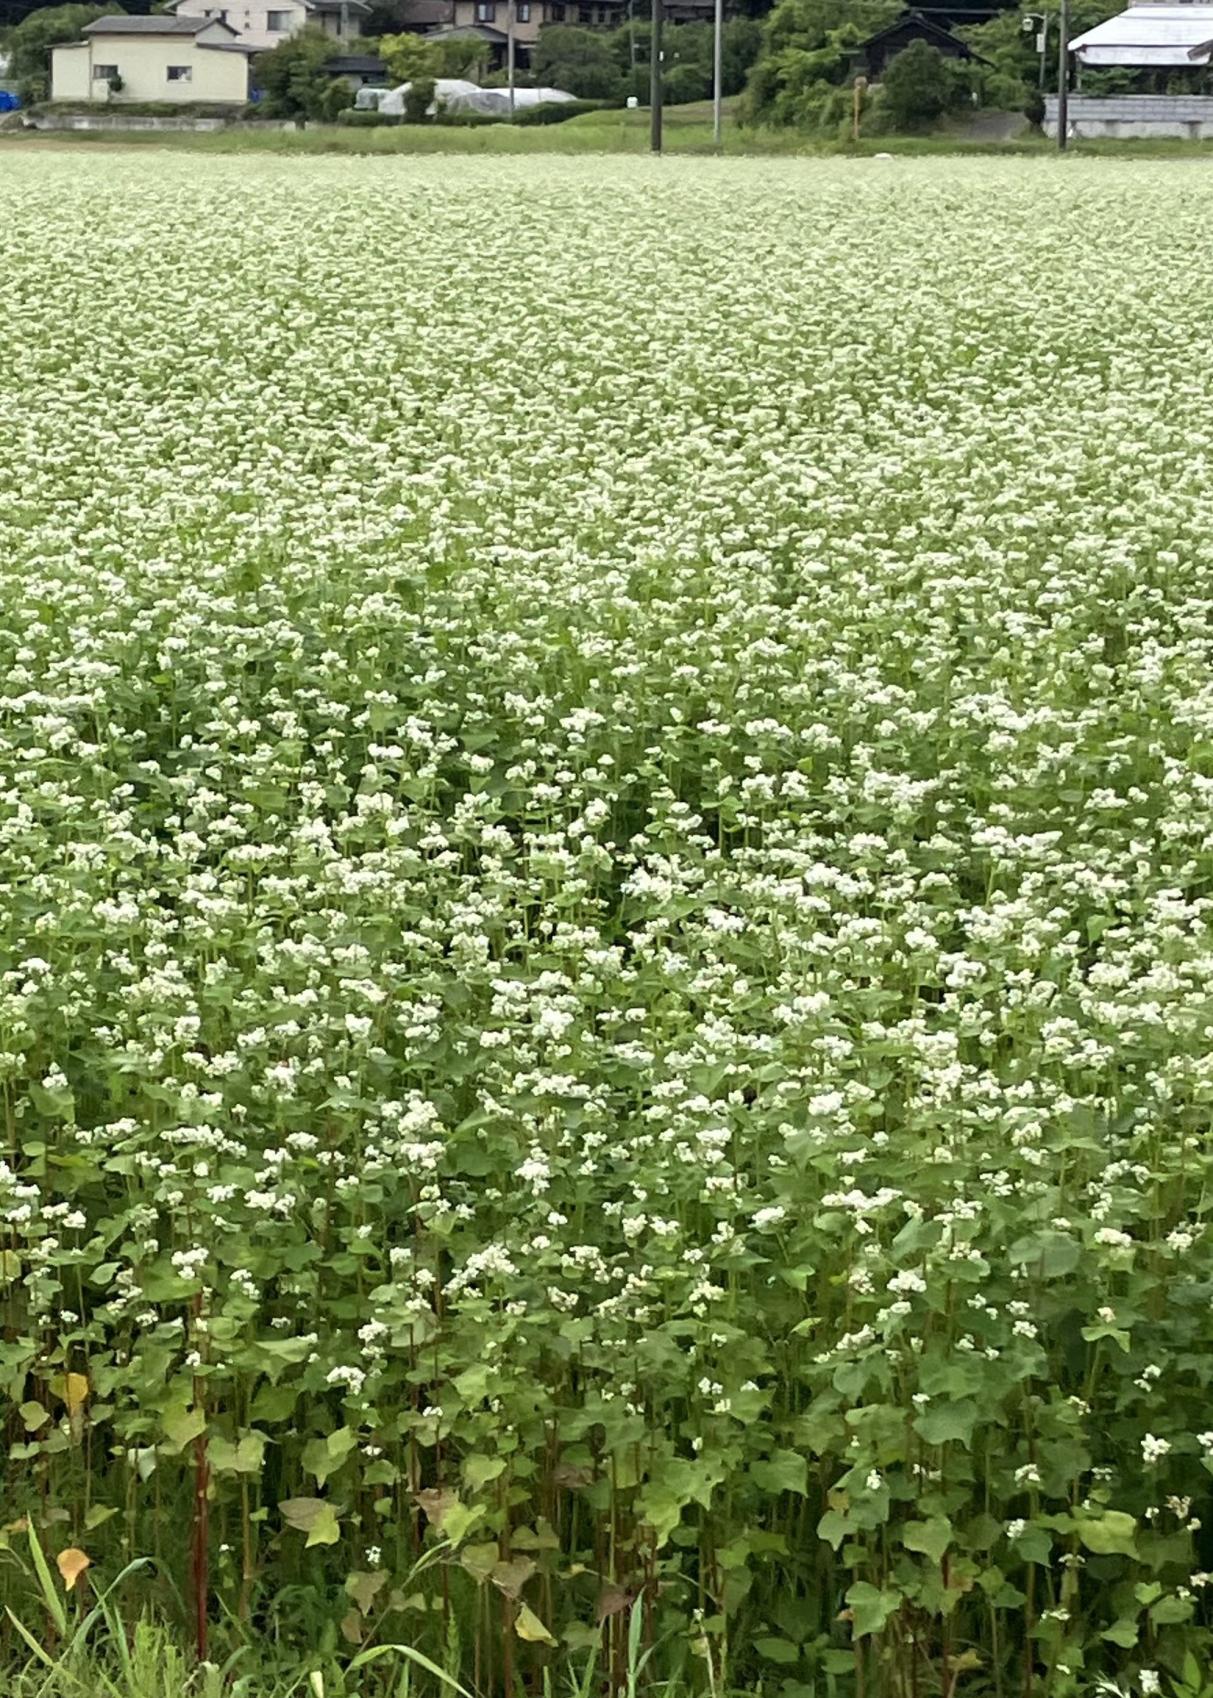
56, 1548, 90, 1591
414, 1487, 457, 1530
413, 1487, 479, 1544
280, 1497, 341, 1546
345, 1570, 388, 1614
515, 1603, 556, 1646
305, 1505, 341, 1548
440, 1501, 482, 1547
460, 1541, 500, 1585
50, 1374, 89, 1416
491, 1556, 537, 1600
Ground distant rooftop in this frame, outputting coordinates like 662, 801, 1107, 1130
1070, 3, 1213, 64
83, 13, 226, 33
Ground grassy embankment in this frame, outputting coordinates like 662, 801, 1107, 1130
7, 99, 1213, 154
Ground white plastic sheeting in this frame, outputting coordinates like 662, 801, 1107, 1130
1070, 4, 1213, 67
354, 77, 575, 115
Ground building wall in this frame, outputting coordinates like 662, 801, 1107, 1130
175, 0, 308, 50
1045, 91, 1213, 136
51, 43, 91, 99
53, 34, 249, 102
175, 0, 362, 48
451, 0, 536, 40
449, 0, 617, 33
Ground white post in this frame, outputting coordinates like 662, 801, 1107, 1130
712, 0, 722, 148
507, 0, 515, 116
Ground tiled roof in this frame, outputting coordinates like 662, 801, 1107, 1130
83, 14, 222, 33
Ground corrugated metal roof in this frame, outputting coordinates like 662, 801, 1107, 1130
1071, 4, 1213, 65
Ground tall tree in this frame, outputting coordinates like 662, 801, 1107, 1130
253, 26, 338, 117
8, 1, 114, 101
532, 24, 624, 98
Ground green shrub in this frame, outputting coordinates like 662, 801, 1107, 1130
8, 2, 114, 104
403, 73, 434, 122
431, 108, 504, 125
511, 96, 611, 124
318, 77, 353, 121
531, 23, 625, 100
253, 27, 335, 120
334, 105, 401, 125
663, 61, 709, 104
879, 39, 968, 130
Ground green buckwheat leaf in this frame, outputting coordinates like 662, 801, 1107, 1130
845, 1582, 902, 1638
1007, 1232, 1080, 1279
913, 1402, 977, 1446
1101, 1620, 1139, 1648
754, 1638, 800, 1665
750, 1449, 807, 1497
903, 1516, 953, 1564
209, 1432, 267, 1475
1078, 1512, 1138, 1558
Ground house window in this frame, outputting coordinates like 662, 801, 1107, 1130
516, 2, 530, 18
550, 3, 564, 16
92, 62, 118, 78
475, 2, 496, 18
266, 8, 292, 27
578, 4, 590, 19
167, 63, 193, 79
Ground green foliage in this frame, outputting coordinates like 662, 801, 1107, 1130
378, 28, 440, 85
434, 33, 490, 78
744, 0, 897, 125
335, 105, 401, 124
8, 2, 113, 103
959, 0, 1121, 109
619, 18, 763, 104
744, 25, 862, 127
878, 38, 968, 130
319, 74, 353, 120
532, 23, 624, 100
403, 71, 434, 121
510, 96, 610, 124
253, 26, 335, 119
760, 0, 897, 59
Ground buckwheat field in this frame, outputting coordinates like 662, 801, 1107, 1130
3, 151, 1213, 1697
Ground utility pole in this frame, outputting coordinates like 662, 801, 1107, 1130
1038, 11, 1049, 89
1057, 0, 1069, 150
650, 0, 663, 153
711, 0, 722, 149
507, 0, 515, 117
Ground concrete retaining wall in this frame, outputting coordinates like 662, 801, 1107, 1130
1045, 92, 1213, 138
27, 112, 301, 132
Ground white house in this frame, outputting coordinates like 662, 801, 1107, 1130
51, 14, 254, 103
1045, 2, 1213, 138
164, 0, 369, 52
